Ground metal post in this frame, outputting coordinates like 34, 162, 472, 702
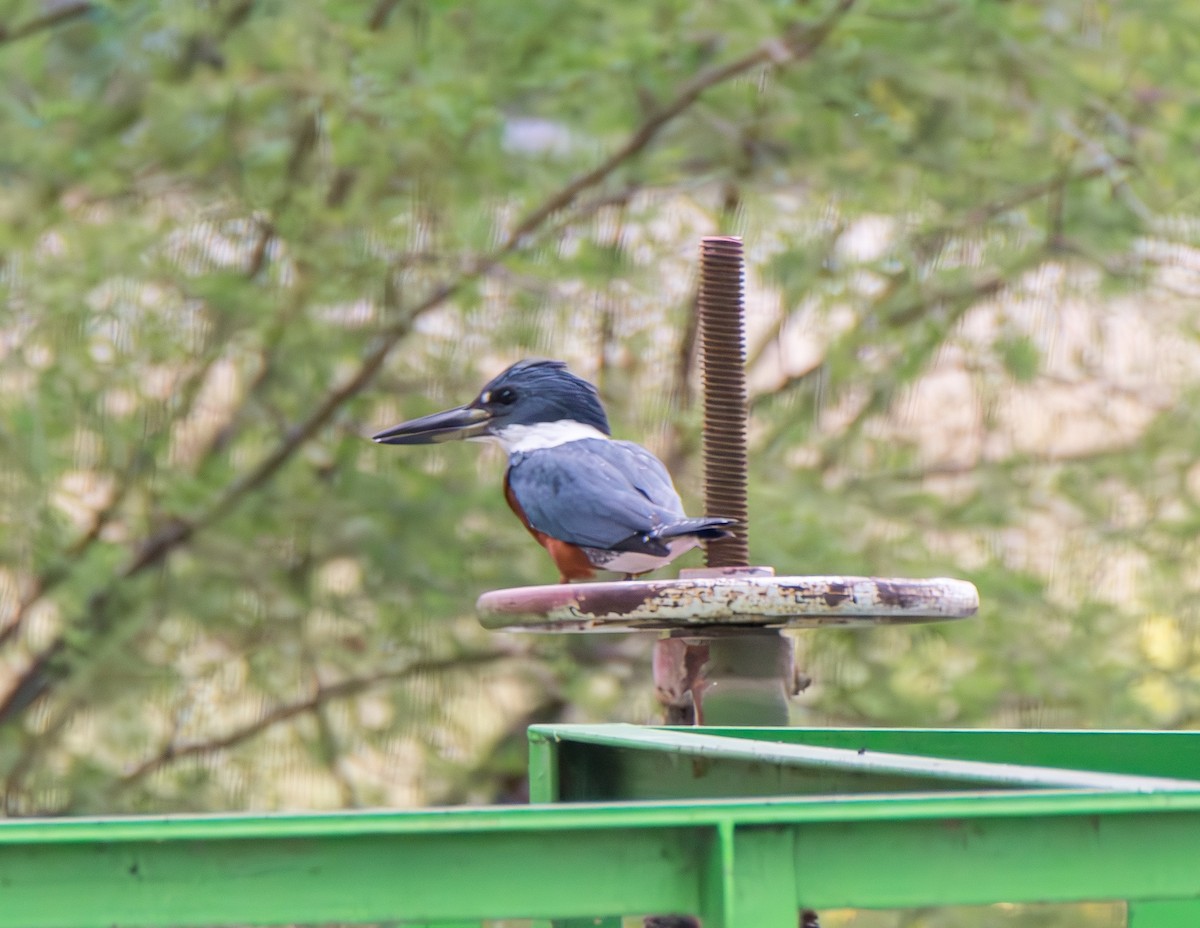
652, 236, 795, 728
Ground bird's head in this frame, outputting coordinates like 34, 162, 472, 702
372, 359, 611, 447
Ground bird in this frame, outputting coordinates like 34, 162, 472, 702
372, 359, 736, 583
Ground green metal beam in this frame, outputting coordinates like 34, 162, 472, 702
694, 728, 1200, 781
5, 792, 1200, 926
1129, 900, 1200, 927
0, 820, 695, 928
790, 806, 1200, 910
529, 725, 1200, 802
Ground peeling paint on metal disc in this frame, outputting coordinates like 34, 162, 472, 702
476, 575, 979, 633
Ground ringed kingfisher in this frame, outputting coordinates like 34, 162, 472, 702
372, 359, 736, 583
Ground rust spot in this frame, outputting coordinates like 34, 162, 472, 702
823, 582, 851, 607
875, 579, 920, 609
573, 582, 656, 617
654, 638, 710, 725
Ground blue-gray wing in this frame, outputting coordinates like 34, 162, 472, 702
507, 439, 685, 551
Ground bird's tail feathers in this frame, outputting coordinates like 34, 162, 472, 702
652, 517, 737, 542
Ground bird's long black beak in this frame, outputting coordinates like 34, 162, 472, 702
372, 404, 492, 445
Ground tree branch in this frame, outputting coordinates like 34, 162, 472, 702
499, 0, 856, 251
0, 1, 91, 46
910, 163, 1113, 262
755, 249, 1049, 462
114, 649, 520, 790
366, 0, 401, 32
0, 445, 141, 651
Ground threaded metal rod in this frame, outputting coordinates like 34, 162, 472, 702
698, 236, 750, 567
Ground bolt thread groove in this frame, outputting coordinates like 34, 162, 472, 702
698, 236, 749, 567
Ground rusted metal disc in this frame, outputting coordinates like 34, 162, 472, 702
476, 569, 979, 633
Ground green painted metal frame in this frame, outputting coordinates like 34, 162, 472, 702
4, 791, 1200, 926
698, 726, 1200, 779
527, 725, 1200, 801
1, 726, 1200, 927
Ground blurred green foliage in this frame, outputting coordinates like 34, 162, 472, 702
2, 5, 1200, 897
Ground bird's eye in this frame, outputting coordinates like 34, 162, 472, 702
493, 387, 517, 405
